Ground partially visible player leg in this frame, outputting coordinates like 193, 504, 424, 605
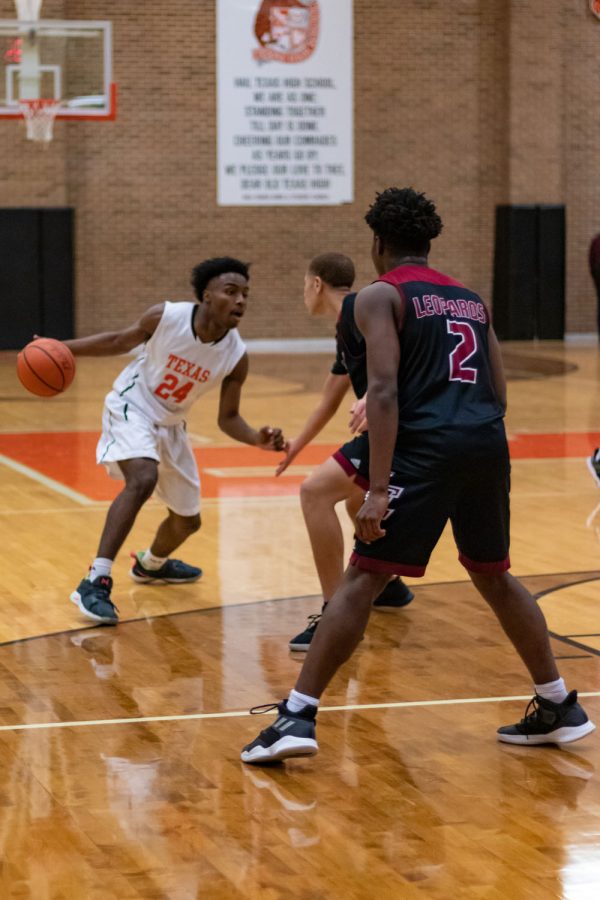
130, 509, 202, 584
454, 455, 594, 746
290, 452, 412, 651
130, 424, 203, 585
242, 565, 388, 764
471, 571, 595, 744
71, 457, 158, 624
301, 456, 359, 601
288, 457, 356, 650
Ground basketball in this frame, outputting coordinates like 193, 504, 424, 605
16, 338, 76, 397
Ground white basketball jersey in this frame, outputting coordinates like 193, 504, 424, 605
106, 301, 246, 426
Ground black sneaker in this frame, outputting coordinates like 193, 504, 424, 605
587, 448, 600, 488
497, 691, 596, 745
372, 577, 414, 610
289, 608, 322, 652
70, 575, 119, 625
241, 701, 318, 764
129, 551, 202, 584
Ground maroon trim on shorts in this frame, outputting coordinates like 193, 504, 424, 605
350, 552, 426, 577
458, 553, 511, 574
332, 450, 370, 490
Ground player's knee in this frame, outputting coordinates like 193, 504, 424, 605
126, 470, 158, 503
300, 474, 321, 507
182, 513, 201, 535
469, 570, 511, 601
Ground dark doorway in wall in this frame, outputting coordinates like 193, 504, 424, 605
0, 208, 74, 350
493, 204, 565, 340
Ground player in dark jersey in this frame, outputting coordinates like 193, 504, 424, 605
277, 254, 414, 651
241, 187, 595, 764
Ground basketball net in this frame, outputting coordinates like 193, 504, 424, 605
19, 98, 61, 143
15, 0, 42, 20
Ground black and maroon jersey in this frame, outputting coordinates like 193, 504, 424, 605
378, 264, 504, 434
330, 292, 368, 399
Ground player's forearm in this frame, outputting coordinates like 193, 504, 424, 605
290, 375, 349, 452
365, 383, 397, 493
64, 332, 140, 357
218, 413, 260, 446
292, 402, 338, 452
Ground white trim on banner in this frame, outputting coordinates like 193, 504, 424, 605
217, 0, 354, 206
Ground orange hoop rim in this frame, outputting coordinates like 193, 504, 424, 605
19, 98, 62, 113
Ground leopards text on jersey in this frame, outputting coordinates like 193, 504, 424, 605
107, 301, 246, 426
378, 264, 504, 433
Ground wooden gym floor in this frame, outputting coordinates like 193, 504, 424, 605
0, 342, 599, 898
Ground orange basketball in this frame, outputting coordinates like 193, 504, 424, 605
16, 338, 76, 397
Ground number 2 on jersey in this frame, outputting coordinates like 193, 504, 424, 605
447, 321, 478, 383
154, 374, 194, 403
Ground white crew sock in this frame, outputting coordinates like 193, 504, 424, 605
535, 677, 568, 704
89, 557, 113, 581
287, 688, 320, 713
139, 549, 167, 571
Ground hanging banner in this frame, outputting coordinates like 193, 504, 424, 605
217, 0, 353, 206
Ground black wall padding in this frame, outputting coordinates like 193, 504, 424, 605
0, 207, 74, 350
492, 204, 565, 340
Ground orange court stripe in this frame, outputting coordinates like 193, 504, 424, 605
0, 431, 599, 502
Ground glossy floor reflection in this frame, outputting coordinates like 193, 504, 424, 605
0, 578, 598, 898
0, 345, 599, 896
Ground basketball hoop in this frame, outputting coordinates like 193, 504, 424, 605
19, 98, 61, 143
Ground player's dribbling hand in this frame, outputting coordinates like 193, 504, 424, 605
349, 396, 368, 434
275, 437, 300, 476
355, 490, 388, 543
256, 426, 286, 452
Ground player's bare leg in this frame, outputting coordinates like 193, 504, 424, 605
470, 571, 559, 684
150, 509, 201, 557
130, 508, 203, 585
71, 457, 157, 624
300, 457, 363, 602
295, 566, 389, 697
471, 571, 595, 744
96, 458, 159, 559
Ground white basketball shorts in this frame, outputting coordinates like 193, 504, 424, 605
96, 400, 201, 517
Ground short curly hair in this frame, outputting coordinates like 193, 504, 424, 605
364, 187, 443, 254
191, 257, 250, 301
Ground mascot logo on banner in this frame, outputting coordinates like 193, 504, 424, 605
591, 0, 600, 20
253, 1, 320, 63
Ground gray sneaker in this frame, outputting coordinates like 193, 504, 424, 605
70, 575, 119, 625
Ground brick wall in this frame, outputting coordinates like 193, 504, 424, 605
0, 0, 598, 338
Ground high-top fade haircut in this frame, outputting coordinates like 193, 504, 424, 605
308, 252, 355, 289
191, 257, 250, 302
365, 187, 443, 256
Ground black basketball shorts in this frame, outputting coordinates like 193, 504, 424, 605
337, 434, 511, 577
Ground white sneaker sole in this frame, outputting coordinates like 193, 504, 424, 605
70, 591, 118, 626
241, 736, 318, 764
288, 642, 311, 652
497, 719, 596, 745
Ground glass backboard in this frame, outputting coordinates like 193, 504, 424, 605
0, 19, 115, 119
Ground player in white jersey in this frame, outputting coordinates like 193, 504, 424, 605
63, 257, 285, 625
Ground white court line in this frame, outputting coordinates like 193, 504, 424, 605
0, 494, 301, 516
2, 692, 600, 734
0, 453, 93, 505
